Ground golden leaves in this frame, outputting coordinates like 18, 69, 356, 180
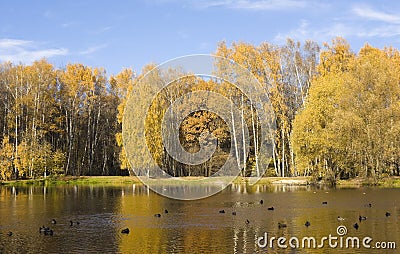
293, 38, 400, 178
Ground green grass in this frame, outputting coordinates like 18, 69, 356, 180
336, 177, 400, 188
1, 175, 399, 188
376, 177, 400, 187
0, 176, 142, 186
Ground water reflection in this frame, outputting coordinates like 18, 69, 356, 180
0, 184, 399, 253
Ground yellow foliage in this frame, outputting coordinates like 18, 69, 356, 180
293, 39, 400, 179
0, 136, 14, 180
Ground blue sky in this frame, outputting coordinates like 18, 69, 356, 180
1, 0, 400, 76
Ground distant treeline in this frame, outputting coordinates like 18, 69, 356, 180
0, 61, 126, 180
0, 37, 399, 182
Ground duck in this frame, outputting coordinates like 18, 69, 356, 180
39, 226, 49, 233
337, 216, 345, 221
121, 228, 130, 234
232, 211, 237, 216
154, 213, 161, 218
219, 210, 225, 214
164, 209, 169, 214
385, 212, 391, 217
70, 220, 80, 226
305, 221, 311, 227
359, 215, 367, 222
44, 229, 53, 236
267, 207, 274, 211
353, 223, 359, 230
51, 219, 57, 224
7, 231, 12, 237
245, 219, 250, 224
259, 200, 264, 205
39, 226, 53, 236
322, 201, 328, 205
278, 222, 287, 229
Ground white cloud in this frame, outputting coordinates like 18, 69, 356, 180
273, 19, 331, 44
273, 14, 400, 46
79, 44, 107, 55
325, 22, 354, 38
0, 39, 31, 48
273, 19, 363, 46
356, 25, 400, 37
211, 0, 307, 10
61, 22, 78, 28
149, 0, 308, 10
90, 26, 112, 35
353, 5, 400, 24
0, 38, 68, 63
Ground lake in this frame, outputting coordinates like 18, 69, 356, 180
0, 183, 398, 253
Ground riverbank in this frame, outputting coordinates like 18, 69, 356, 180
336, 176, 400, 188
0, 176, 142, 186
2, 175, 400, 187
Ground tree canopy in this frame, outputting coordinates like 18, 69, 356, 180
292, 39, 400, 183
0, 37, 399, 183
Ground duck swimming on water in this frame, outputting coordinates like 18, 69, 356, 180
39, 226, 53, 236
121, 228, 130, 234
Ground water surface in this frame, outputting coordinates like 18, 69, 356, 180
0, 184, 398, 253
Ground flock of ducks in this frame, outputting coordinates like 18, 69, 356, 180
5, 219, 82, 238
216, 199, 392, 231
4, 198, 395, 237
5, 209, 171, 236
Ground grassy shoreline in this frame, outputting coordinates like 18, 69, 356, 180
0, 176, 142, 186
1, 175, 400, 187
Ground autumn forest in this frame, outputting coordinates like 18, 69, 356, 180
0, 37, 399, 183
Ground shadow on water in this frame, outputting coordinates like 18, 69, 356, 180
0, 184, 399, 253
